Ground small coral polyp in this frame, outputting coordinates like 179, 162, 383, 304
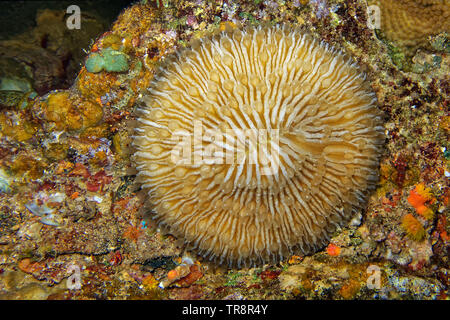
134, 25, 384, 267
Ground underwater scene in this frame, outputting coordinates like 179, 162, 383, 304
0, 0, 448, 301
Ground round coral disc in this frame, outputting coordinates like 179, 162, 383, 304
134, 25, 384, 267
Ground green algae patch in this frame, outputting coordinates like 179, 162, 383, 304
85, 48, 129, 73
85, 53, 105, 73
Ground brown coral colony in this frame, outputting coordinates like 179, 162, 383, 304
375, 0, 450, 49
133, 25, 384, 266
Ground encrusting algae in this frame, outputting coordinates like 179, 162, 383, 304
133, 24, 385, 267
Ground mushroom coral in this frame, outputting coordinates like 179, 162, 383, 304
133, 25, 384, 267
